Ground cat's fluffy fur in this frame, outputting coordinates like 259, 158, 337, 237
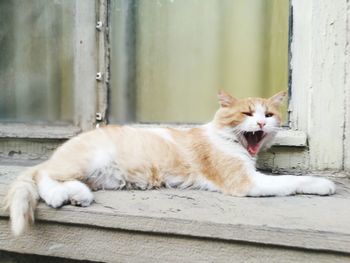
4, 91, 335, 236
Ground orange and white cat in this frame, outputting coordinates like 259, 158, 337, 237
4, 91, 335, 236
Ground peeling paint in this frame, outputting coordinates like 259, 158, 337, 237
291, 0, 349, 173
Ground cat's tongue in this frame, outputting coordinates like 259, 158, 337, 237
247, 144, 260, 155
245, 131, 264, 156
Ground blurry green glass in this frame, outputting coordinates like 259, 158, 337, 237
110, 0, 289, 124
0, 0, 74, 124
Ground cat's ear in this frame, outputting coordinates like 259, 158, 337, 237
218, 90, 237, 107
268, 91, 287, 107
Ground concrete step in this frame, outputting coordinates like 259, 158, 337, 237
0, 165, 349, 263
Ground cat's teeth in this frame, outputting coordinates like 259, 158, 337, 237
253, 131, 255, 135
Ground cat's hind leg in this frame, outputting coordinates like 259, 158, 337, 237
37, 172, 69, 208
64, 180, 94, 207
37, 172, 94, 208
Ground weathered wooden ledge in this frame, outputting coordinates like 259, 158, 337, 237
0, 165, 349, 262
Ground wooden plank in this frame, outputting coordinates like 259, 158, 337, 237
271, 129, 307, 147
0, 124, 80, 139
1, 165, 350, 255
257, 146, 309, 173
96, 0, 109, 124
73, 0, 97, 130
0, 220, 349, 263
307, 0, 347, 170
0, 139, 61, 165
345, 0, 350, 172
289, 0, 312, 132
291, 0, 348, 170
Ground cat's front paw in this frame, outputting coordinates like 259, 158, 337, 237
299, 177, 336, 196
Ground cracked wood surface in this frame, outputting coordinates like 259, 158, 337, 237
0, 165, 349, 262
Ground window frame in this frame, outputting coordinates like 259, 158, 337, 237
0, 1, 108, 165
1, 0, 348, 174
289, 0, 350, 173
0, 1, 106, 137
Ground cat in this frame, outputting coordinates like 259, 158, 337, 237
4, 90, 335, 236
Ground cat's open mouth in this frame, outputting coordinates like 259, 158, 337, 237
243, 131, 265, 156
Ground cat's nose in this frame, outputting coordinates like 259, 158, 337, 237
257, 121, 265, 129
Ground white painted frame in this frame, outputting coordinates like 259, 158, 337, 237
289, 0, 350, 172
0, 0, 108, 138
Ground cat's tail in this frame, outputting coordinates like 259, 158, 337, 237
3, 166, 40, 236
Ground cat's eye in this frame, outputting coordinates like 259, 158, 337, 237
265, 113, 274, 118
242, 112, 253, 117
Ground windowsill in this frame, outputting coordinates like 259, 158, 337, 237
0, 123, 307, 147
0, 123, 81, 139
132, 124, 308, 148
271, 129, 307, 147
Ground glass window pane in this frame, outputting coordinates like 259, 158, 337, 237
109, 0, 289, 123
0, 0, 75, 124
